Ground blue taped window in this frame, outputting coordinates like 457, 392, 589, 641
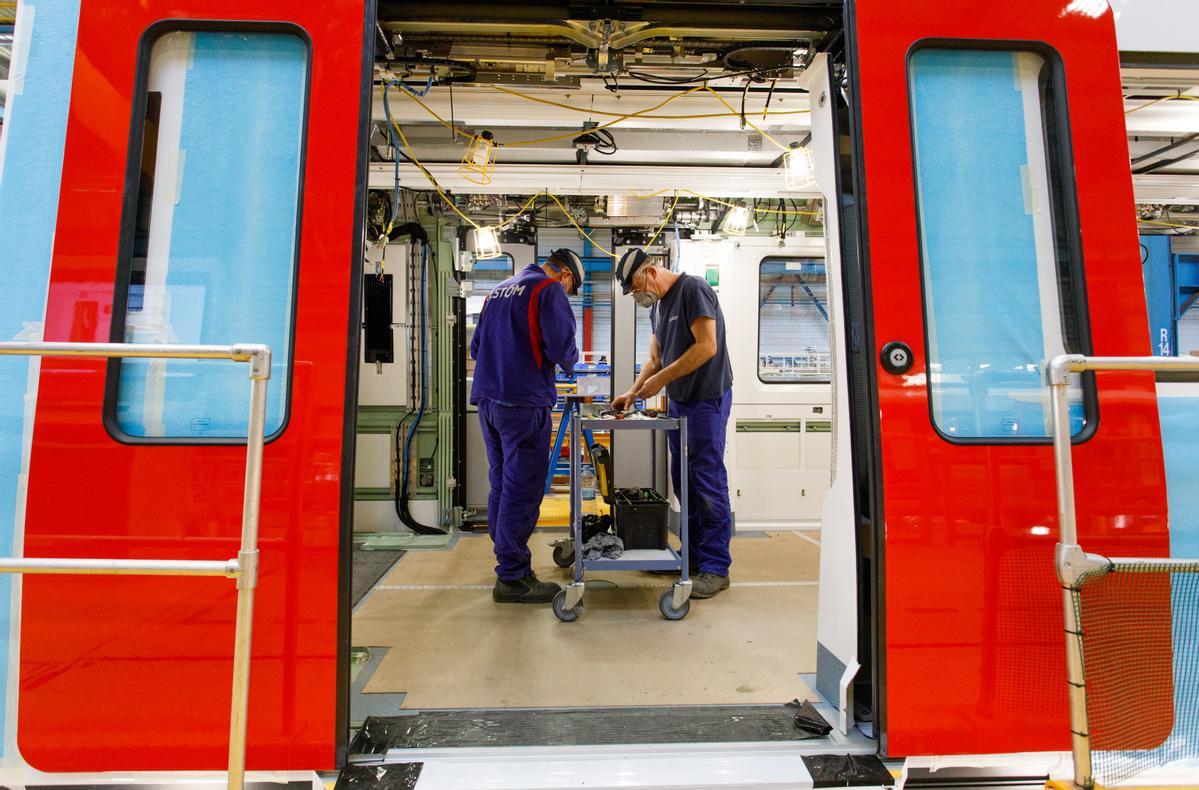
909, 49, 1087, 439
115, 31, 307, 439
758, 258, 830, 383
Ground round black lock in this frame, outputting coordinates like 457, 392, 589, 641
880, 341, 914, 375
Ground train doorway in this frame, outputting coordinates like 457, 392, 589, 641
342, 13, 876, 762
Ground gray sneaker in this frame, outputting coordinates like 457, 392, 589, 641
691, 572, 730, 599
493, 572, 561, 604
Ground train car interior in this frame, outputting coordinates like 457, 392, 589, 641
345, 0, 869, 756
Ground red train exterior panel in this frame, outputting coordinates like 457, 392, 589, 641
20, 0, 369, 771
850, 0, 1172, 757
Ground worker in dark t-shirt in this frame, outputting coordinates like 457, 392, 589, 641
612, 248, 734, 599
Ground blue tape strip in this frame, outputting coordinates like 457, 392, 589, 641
0, 0, 84, 749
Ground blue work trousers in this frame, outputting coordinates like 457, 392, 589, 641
667, 390, 733, 575
478, 400, 551, 581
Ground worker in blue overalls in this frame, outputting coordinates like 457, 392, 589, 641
471, 248, 584, 603
612, 248, 734, 599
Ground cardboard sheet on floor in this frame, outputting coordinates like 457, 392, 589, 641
352, 531, 820, 708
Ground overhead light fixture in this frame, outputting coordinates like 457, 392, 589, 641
473, 226, 503, 259
722, 205, 750, 236
459, 130, 497, 185
783, 143, 815, 190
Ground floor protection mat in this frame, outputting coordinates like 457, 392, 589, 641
803, 754, 895, 787
349, 702, 833, 752
336, 763, 423, 790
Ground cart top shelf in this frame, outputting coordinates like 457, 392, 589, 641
579, 416, 680, 431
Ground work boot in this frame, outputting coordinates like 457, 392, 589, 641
493, 571, 561, 604
690, 571, 730, 599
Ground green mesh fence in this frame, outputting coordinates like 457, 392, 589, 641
1072, 561, 1199, 786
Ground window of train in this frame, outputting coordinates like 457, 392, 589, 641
909, 47, 1091, 440
466, 254, 514, 380
758, 257, 830, 383
110, 29, 308, 440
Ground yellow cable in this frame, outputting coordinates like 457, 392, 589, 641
645, 193, 682, 248
500, 85, 708, 147
494, 192, 545, 230
1126, 93, 1199, 114
396, 88, 475, 141
691, 190, 819, 216
703, 86, 790, 152
1139, 219, 1199, 231
488, 84, 811, 120
389, 118, 482, 229
543, 193, 616, 256
629, 189, 818, 217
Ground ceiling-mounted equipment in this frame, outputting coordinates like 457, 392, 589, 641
721, 44, 800, 78
573, 125, 618, 165
380, 54, 477, 86
460, 131, 497, 185
783, 143, 815, 190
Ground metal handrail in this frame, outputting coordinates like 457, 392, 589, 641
0, 341, 271, 790
1047, 353, 1199, 790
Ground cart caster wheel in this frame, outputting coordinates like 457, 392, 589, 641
552, 542, 574, 568
553, 590, 582, 622
659, 590, 690, 621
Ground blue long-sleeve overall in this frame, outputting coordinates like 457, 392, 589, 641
651, 274, 734, 575
471, 264, 579, 581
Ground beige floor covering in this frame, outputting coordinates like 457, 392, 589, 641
353, 530, 821, 709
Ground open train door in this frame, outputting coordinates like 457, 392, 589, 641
845, 0, 1173, 757
10, 0, 373, 775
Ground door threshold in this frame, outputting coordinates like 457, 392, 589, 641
341, 743, 890, 790
348, 702, 861, 754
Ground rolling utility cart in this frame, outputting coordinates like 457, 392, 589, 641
552, 401, 691, 622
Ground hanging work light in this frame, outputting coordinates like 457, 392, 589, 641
459, 130, 497, 185
473, 226, 503, 259
783, 143, 815, 190
721, 205, 750, 236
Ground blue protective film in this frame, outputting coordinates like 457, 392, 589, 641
1150, 391, 1199, 766
117, 31, 306, 438
910, 49, 1084, 439
0, 0, 84, 749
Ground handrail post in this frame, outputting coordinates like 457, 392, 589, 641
1047, 354, 1094, 790
227, 345, 270, 790
0, 340, 270, 790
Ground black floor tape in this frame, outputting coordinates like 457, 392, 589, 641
349, 702, 836, 752
803, 753, 895, 787
335, 763, 423, 790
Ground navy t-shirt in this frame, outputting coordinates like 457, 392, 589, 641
650, 274, 733, 403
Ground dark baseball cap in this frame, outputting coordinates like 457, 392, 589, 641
546, 248, 584, 295
615, 248, 649, 295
